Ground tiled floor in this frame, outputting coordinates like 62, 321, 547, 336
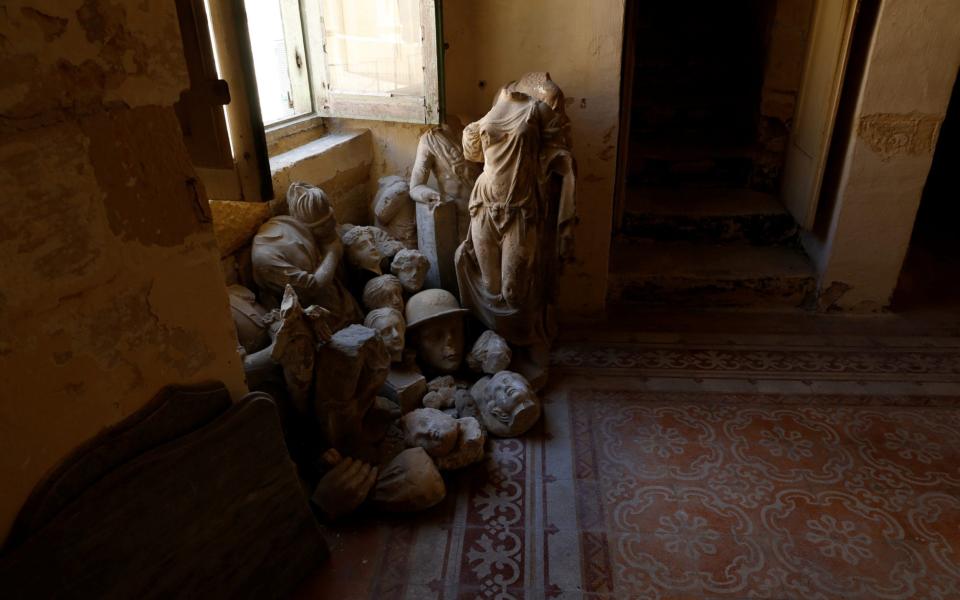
296, 326, 960, 600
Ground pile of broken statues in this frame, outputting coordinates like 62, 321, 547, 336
227, 72, 576, 522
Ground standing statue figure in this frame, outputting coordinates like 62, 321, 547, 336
252, 182, 363, 332
410, 117, 481, 292
454, 72, 577, 361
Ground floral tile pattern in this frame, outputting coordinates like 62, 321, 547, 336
297, 339, 960, 600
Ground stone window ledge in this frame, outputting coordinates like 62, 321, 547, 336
269, 130, 373, 226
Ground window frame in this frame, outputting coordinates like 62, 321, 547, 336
300, 0, 442, 125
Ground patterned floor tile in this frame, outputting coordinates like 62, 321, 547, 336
297, 337, 960, 600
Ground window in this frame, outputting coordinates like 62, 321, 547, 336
244, 0, 441, 128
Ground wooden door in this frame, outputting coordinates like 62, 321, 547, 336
781, 0, 860, 228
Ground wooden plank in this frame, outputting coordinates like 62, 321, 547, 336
0, 393, 326, 599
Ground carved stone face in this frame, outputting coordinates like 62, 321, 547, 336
476, 371, 541, 437
345, 229, 382, 274
365, 308, 405, 362
362, 275, 404, 313
402, 408, 459, 457
390, 250, 429, 293
414, 314, 464, 373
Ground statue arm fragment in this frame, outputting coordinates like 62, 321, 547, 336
409, 139, 440, 204
313, 239, 343, 288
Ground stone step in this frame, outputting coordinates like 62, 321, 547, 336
621, 186, 798, 245
607, 240, 816, 309
626, 141, 757, 187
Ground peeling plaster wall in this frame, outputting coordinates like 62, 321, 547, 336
809, 0, 960, 311
0, 0, 247, 542
443, 0, 625, 314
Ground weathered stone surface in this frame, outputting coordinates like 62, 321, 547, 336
210, 200, 271, 256
373, 175, 416, 249
416, 200, 460, 292
381, 367, 427, 415
435, 417, 486, 471
314, 325, 391, 450
467, 330, 513, 374
471, 371, 542, 438
371, 447, 445, 512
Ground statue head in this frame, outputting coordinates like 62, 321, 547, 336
288, 182, 336, 241
341, 226, 383, 274
406, 289, 468, 374
362, 274, 404, 313
390, 249, 429, 293
401, 407, 459, 457
471, 371, 541, 437
364, 307, 405, 362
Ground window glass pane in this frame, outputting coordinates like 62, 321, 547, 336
321, 0, 424, 96
244, 0, 307, 125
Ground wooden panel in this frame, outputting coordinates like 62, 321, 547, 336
781, 0, 859, 228
0, 393, 326, 599
5, 382, 232, 550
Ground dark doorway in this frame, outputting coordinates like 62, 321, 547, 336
892, 70, 960, 311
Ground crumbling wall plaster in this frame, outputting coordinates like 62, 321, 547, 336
809, 0, 960, 311
0, 0, 247, 543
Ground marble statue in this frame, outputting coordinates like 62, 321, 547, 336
373, 175, 417, 249
470, 371, 541, 437
390, 249, 430, 294
402, 407, 459, 457
467, 330, 512, 374
362, 274, 404, 313
227, 285, 272, 354
251, 182, 362, 331
314, 324, 394, 450
364, 307, 405, 363
402, 408, 485, 471
405, 289, 468, 374
310, 449, 378, 521
340, 224, 405, 276
454, 73, 576, 356
370, 447, 445, 512
410, 117, 481, 291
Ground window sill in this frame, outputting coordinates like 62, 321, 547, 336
265, 114, 327, 157
269, 130, 374, 226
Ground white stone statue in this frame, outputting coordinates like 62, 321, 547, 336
362, 274, 404, 313
364, 307, 405, 363
410, 117, 481, 292
470, 371, 541, 437
340, 224, 406, 276
251, 182, 363, 331
401, 408, 485, 470
454, 72, 576, 357
373, 175, 417, 249
405, 288, 468, 375
390, 249, 430, 294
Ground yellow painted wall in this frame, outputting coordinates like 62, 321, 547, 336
0, 0, 247, 542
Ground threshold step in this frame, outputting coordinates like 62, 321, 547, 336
608, 241, 815, 309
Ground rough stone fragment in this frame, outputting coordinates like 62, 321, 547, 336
436, 417, 486, 471
467, 330, 513, 374
380, 367, 427, 415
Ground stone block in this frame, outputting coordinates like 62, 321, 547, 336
381, 367, 428, 414
416, 200, 460, 293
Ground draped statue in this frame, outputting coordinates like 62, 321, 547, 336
454, 73, 576, 356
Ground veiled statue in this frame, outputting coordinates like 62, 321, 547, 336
454, 72, 576, 353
